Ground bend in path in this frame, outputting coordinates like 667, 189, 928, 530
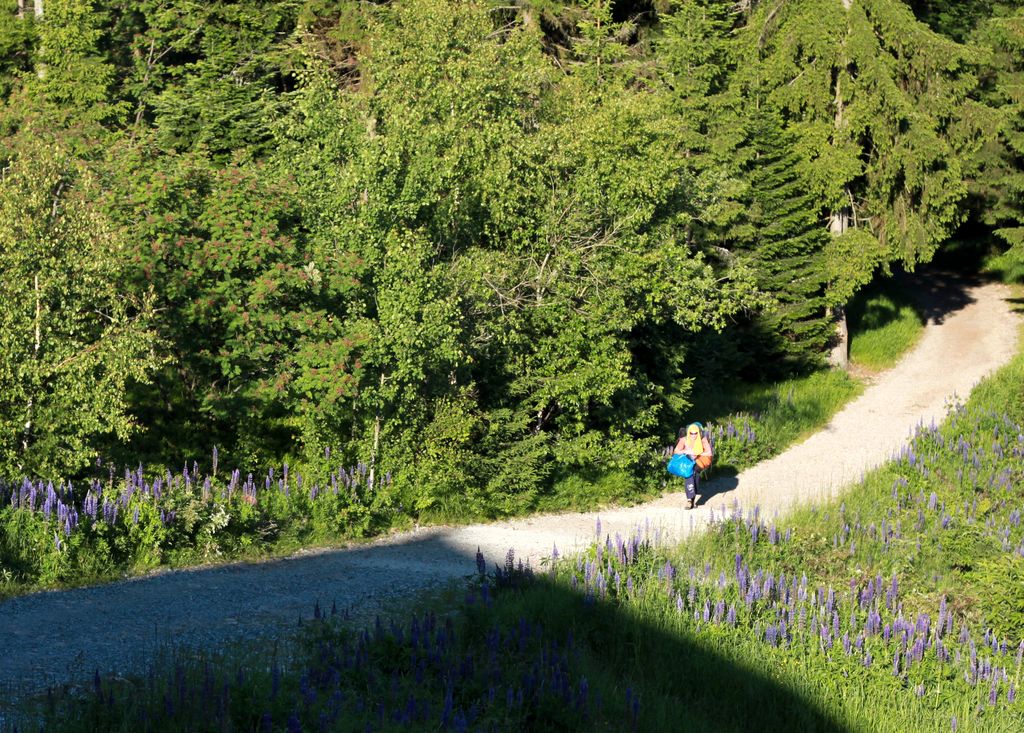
0, 271, 1020, 710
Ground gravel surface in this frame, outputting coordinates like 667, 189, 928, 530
0, 270, 1019, 715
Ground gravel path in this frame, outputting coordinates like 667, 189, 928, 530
1, 271, 1019, 712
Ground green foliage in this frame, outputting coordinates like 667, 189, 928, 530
0, 2, 36, 103
736, 0, 977, 286
271, 0, 760, 515
0, 457, 393, 593
0, 141, 158, 478
733, 109, 834, 370
973, 7, 1024, 278
0, 0, 1020, 535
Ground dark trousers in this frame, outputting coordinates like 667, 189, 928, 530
684, 473, 699, 501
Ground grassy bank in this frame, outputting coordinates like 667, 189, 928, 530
848, 277, 927, 370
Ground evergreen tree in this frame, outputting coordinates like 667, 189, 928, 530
735, 0, 977, 366
974, 7, 1024, 279
104, 0, 299, 155
737, 109, 833, 372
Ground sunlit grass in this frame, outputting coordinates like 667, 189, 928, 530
848, 283, 926, 371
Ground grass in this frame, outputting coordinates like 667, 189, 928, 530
691, 369, 862, 473
848, 277, 927, 371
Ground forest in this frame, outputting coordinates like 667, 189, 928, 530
1, 0, 1022, 522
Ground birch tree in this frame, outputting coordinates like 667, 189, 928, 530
0, 143, 157, 477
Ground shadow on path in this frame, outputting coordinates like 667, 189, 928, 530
898, 268, 979, 325
695, 474, 739, 508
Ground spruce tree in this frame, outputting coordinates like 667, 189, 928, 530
738, 109, 833, 371
735, 0, 977, 366
975, 7, 1024, 278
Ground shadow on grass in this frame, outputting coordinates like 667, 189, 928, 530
491, 572, 847, 732
7, 541, 848, 732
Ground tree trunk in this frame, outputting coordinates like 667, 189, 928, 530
827, 25, 851, 369
22, 273, 41, 456
367, 373, 385, 491
828, 209, 851, 369
828, 304, 850, 369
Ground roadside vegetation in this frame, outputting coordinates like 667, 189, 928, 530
848, 279, 928, 371
3, 0, 1023, 565
9, 297, 1021, 733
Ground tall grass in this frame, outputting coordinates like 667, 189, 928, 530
691, 369, 862, 472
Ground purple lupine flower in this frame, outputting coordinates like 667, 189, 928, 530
726, 604, 737, 626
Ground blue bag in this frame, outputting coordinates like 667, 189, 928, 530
667, 453, 695, 478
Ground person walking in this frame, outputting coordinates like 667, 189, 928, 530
673, 422, 712, 509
